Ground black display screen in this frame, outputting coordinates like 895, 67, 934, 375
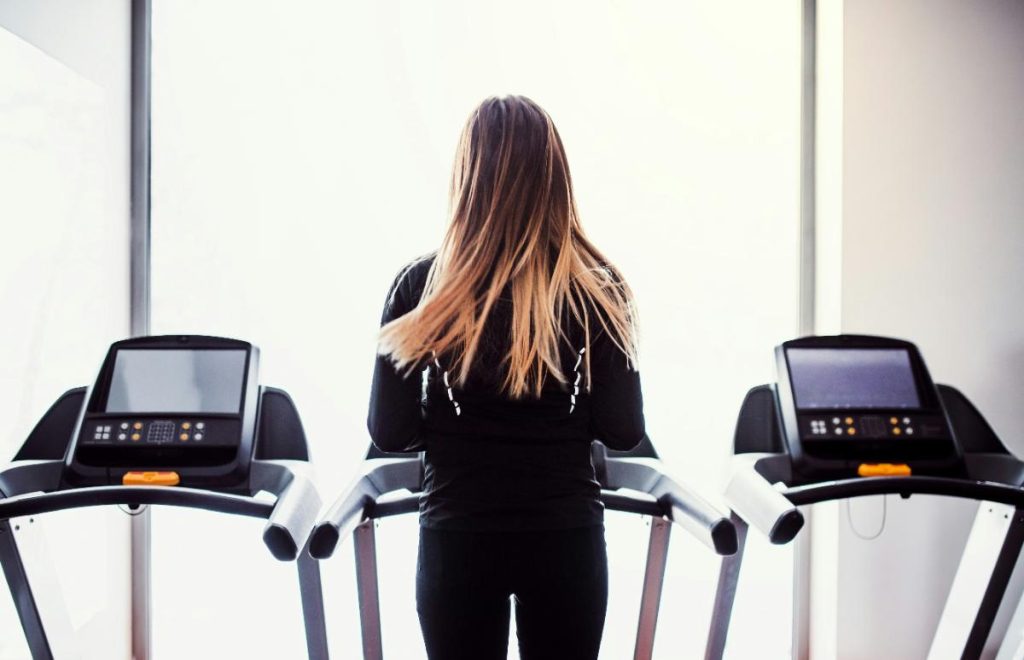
787, 348, 921, 410
105, 349, 247, 414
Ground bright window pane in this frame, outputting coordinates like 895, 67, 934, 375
152, 2, 801, 657
0, 7, 130, 658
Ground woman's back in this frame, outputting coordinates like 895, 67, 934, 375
369, 254, 644, 531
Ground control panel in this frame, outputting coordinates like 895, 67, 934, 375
81, 418, 235, 446
799, 413, 951, 441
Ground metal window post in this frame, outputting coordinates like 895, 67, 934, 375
129, 1, 153, 659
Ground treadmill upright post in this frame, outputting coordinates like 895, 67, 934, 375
297, 546, 329, 660
705, 514, 749, 660
634, 516, 672, 660
0, 519, 53, 660
355, 519, 384, 660
929, 502, 1024, 660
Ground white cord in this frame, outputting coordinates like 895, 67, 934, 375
845, 496, 887, 540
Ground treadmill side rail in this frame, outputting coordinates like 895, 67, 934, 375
723, 454, 804, 544
309, 457, 422, 559
604, 457, 738, 555
250, 460, 323, 561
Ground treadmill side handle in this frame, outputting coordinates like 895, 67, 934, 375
724, 454, 804, 544
252, 461, 323, 561
309, 458, 422, 560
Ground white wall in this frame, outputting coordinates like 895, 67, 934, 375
812, 1, 1024, 658
0, 2, 131, 658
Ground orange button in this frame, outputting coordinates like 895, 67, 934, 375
130, 433, 141, 441
133, 422, 143, 430
890, 417, 899, 425
858, 463, 911, 477
893, 427, 902, 436
179, 433, 189, 441
847, 427, 857, 435
182, 422, 191, 430
845, 417, 854, 425
122, 471, 180, 486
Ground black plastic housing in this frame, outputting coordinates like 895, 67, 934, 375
62, 336, 261, 490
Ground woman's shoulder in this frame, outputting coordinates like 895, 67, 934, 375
388, 252, 437, 299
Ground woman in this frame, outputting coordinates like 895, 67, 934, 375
368, 95, 644, 660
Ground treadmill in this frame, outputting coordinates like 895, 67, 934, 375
0, 335, 328, 659
309, 435, 739, 660
708, 334, 1024, 660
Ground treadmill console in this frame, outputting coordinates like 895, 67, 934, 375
775, 335, 961, 475
65, 336, 260, 488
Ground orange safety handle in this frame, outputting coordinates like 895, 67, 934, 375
122, 471, 181, 486
857, 463, 912, 478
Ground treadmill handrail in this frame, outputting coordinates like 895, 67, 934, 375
724, 454, 805, 544
308, 457, 420, 559
782, 475, 1024, 508
604, 457, 737, 555
310, 455, 738, 559
0, 485, 272, 520
250, 460, 323, 561
0, 459, 320, 561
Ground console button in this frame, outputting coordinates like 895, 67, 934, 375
194, 433, 203, 441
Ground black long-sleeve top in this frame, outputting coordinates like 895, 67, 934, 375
368, 256, 645, 531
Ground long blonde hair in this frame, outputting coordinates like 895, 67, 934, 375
380, 95, 637, 398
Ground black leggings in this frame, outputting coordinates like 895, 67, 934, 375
416, 525, 608, 660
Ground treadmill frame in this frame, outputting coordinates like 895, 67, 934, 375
310, 442, 738, 660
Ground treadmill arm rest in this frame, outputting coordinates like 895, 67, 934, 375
605, 458, 738, 555
659, 482, 738, 555
252, 460, 323, 561
309, 457, 422, 560
308, 476, 378, 559
724, 454, 803, 544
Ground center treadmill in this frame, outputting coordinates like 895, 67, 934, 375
310, 435, 739, 660
0, 335, 328, 659
708, 335, 1024, 660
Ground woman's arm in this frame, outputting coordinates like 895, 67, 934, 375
367, 269, 424, 453
588, 331, 645, 451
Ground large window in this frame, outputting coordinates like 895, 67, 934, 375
0, 6, 131, 658
152, 2, 801, 657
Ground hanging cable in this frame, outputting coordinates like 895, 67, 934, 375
845, 495, 887, 540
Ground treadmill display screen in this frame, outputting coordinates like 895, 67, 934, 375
105, 349, 247, 414
788, 348, 921, 410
